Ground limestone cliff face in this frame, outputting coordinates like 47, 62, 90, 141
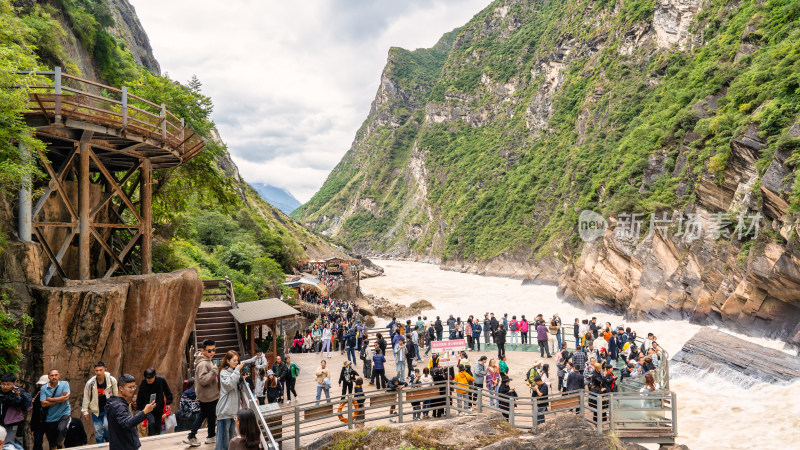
297, 0, 800, 347
107, 0, 160, 73
560, 123, 800, 345
42, 0, 160, 81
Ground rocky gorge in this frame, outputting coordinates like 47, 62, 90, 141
295, 0, 800, 349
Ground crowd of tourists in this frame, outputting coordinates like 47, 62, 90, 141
292, 291, 364, 359
0, 347, 281, 450
304, 310, 664, 426
0, 305, 662, 450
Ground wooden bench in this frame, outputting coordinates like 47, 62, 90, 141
550, 396, 580, 411
406, 388, 440, 402
303, 404, 333, 420
370, 392, 398, 407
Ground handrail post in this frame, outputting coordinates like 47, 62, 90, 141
54, 66, 62, 119
294, 406, 300, 449
347, 397, 353, 430
397, 391, 403, 423
579, 390, 585, 418
180, 117, 185, 153
608, 393, 614, 434
671, 392, 677, 437
446, 379, 451, 418
160, 103, 167, 141
508, 395, 515, 427
532, 396, 537, 428
596, 394, 602, 430
121, 87, 128, 129
477, 387, 482, 413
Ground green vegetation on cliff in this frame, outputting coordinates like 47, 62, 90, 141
0, 0, 332, 311
296, 0, 800, 263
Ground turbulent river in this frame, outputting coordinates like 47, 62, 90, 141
360, 259, 800, 450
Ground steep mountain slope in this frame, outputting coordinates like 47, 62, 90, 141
251, 183, 302, 215
296, 0, 800, 346
1, 0, 344, 305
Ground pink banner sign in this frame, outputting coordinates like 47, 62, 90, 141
430, 339, 466, 353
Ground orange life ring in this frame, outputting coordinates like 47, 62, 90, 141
337, 400, 360, 423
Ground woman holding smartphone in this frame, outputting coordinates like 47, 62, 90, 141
215, 351, 243, 450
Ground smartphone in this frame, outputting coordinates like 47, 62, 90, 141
149, 393, 156, 403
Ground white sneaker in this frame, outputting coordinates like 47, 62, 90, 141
389, 418, 397, 423
204, 437, 216, 444
182, 438, 201, 447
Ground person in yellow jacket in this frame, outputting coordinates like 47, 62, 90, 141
428, 354, 440, 370
453, 365, 474, 413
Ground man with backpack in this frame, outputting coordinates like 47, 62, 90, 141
344, 329, 358, 365
434, 317, 443, 341
508, 316, 518, 345
525, 361, 542, 390
183, 339, 218, 447
425, 323, 436, 356
446, 315, 456, 340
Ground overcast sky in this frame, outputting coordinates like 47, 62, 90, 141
133, 0, 492, 203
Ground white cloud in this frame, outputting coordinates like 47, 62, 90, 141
132, 0, 492, 202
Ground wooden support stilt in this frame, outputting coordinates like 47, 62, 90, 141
78, 136, 91, 280
141, 158, 152, 274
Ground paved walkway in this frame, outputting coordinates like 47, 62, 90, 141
75, 341, 563, 449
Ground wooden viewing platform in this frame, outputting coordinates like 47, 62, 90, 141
17, 67, 205, 283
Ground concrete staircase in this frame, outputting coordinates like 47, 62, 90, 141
195, 304, 240, 358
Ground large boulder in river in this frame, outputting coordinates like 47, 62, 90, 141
671, 327, 800, 385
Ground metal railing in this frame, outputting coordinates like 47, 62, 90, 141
256, 379, 676, 448
241, 383, 280, 450
426, 323, 669, 390
20, 67, 204, 163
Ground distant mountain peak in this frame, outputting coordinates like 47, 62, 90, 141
250, 183, 302, 215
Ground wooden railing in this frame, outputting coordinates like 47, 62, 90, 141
21, 67, 204, 165
256, 379, 676, 448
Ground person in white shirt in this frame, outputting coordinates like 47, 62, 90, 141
241, 352, 268, 371
322, 324, 333, 358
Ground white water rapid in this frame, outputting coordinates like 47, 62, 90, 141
360, 259, 800, 449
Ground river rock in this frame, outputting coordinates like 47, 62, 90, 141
26, 269, 202, 412
671, 328, 800, 384
368, 297, 434, 319
304, 412, 645, 449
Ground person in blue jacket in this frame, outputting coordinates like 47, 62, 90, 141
471, 319, 482, 351
372, 349, 387, 389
